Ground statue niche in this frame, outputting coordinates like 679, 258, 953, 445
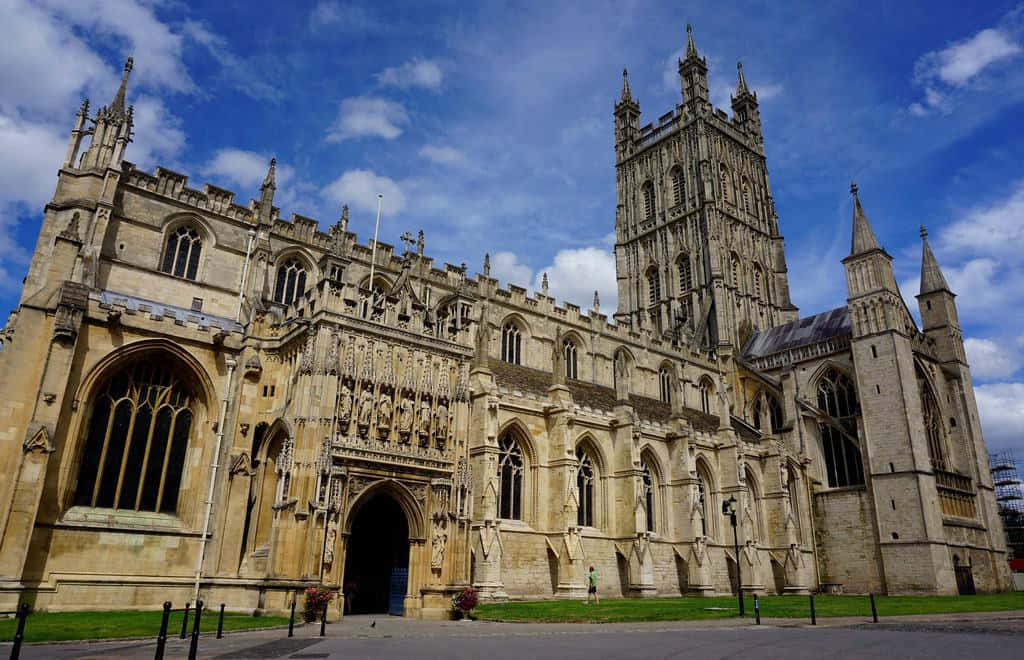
398, 396, 414, 444
377, 392, 393, 441
434, 401, 449, 451
417, 400, 432, 447
338, 382, 353, 434
357, 388, 374, 437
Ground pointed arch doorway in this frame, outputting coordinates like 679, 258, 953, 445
344, 492, 411, 615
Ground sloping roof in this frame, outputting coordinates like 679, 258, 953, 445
742, 306, 850, 359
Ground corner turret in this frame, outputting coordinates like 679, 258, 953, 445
916, 226, 966, 364
678, 24, 709, 114
614, 68, 641, 162
79, 58, 134, 171
731, 62, 763, 146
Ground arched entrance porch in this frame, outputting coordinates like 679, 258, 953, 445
343, 492, 411, 615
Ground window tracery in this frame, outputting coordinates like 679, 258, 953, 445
74, 359, 195, 513
274, 257, 307, 306
498, 432, 524, 520
641, 459, 655, 532
576, 447, 595, 527
659, 367, 672, 403
563, 338, 578, 380
501, 322, 522, 365
160, 226, 202, 280
817, 368, 864, 488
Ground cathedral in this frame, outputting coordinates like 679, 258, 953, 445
0, 28, 1011, 618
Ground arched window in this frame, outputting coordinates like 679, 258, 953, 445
576, 447, 595, 527
659, 367, 672, 403
817, 368, 864, 488
160, 226, 202, 280
752, 264, 763, 299
497, 432, 524, 520
700, 378, 714, 415
731, 254, 742, 291
786, 465, 801, 540
741, 179, 751, 213
678, 255, 693, 293
501, 323, 522, 365
74, 359, 195, 513
641, 460, 655, 532
695, 462, 714, 538
719, 165, 731, 204
753, 393, 784, 434
273, 257, 308, 306
563, 338, 578, 380
670, 167, 685, 206
642, 182, 656, 220
647, 270, 661, 305
917, 366, 947, 471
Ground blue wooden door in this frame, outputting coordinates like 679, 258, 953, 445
388, 568, 408, 616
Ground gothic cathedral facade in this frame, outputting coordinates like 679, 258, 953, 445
0, 30, 1011, 617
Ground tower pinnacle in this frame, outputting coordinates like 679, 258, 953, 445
108, 57, 133, 118
620, 67, 633, 103
685, 23, 698, 58
736, 61, 750, 95
849, 182, 881, 255
919, 225, 951, 295
262, 157, 277, 190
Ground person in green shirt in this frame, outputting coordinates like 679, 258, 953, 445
586, 565, 599, 604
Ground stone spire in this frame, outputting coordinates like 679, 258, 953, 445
849, 182, 881, 256
919, 225, 951, 294
262, 157, 277, 191
258, 158, 276, 224
107, 57, 133, 119
620, 68, 633, 103
685, 23, 699, 59
736, 61, 750, 96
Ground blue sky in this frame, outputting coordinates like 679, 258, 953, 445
1, 0, 1023, 453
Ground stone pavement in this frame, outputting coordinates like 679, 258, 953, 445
3, 610, 1022, 659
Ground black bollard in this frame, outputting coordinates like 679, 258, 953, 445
870, 593, 878, 623
188, 599, 203, 660
809, 594, 816, 625
180, 601, 190, 639
154, 601, 172, 660
217, 603, 225, 639
10, 602, 29, 660
320, 603, 327, 637
753, 594, 760, 625
288, 600, 296, 638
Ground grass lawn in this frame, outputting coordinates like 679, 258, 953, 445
0, 609, 291, 643
475, 592, 1024, 623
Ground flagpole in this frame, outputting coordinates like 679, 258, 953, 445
368, 193, 383, 298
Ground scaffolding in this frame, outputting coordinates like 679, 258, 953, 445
991, 450, 1024, 562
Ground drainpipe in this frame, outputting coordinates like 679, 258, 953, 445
193, 355, 237, 602
235, 229, 257, 323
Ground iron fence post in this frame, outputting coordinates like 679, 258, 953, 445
754, 594, 760, 625
288, 599, 296, 637
10, 602, 29, 660
870, 593, 878, 623
217, 603, 225, 639
154, 601, 171, 660
809, 594, 816, 625
320, 603, 327, 637
188, 599, 203, 660
179, 601, 190, 639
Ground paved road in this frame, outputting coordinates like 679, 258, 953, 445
4, 612, 1022, 659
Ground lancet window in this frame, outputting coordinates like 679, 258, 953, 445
642, 181, 656, 220
671, 167, 685, 206
678, 255, 693, 293
501, 322, 522, 365
917, 366, 947, 471
74, 359, 195, 514
817, 368, 864, 488
648, 270, 661, 305
274, 257, 307, 306
576, 447, 595, 527
563, 338, 578, 380
641, 460, 655, 532
160, 226, 202, 280
497, 433, 524, 520
659, 367, 672, 403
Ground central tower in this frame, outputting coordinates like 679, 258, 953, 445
613, 26, 797, 352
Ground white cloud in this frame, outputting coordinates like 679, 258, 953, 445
377, 58, 444, 91
129, 96, 186, 169
909, 23, 1023, 116
0, 115, 68, 210
661, 48, 684, 94
419, 144, 466, 165
489, 252, 532, 287
326, 96, 409, 141
533, 247, 617, 311
309, 1, 375, 30
322, 169, 405, 216
938, 180, 1024, 258
923, 28, 1022, 87
202, 149, 293, 190
38, 0, 194, 95
974, 382, 1024, 452
965, 337, 1024, 381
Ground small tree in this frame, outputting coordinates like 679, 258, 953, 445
303, 586, 335, 622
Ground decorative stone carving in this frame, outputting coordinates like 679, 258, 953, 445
431, 518, 448, 570
434, 402, 449, 449
324, 522, 338, 565
377, 392, 393, 439
357, 389, 374, 435
338, 383, 353, 427
229, 451, 255, 477
417, 400, 432, 446
398, 396, 414, 443
23, 427, 52, 454
300, 328, 316, 374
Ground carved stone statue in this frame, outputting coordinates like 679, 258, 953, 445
398, 397, 414, 441
434, 403, 449, 439
377, 393, 393, 432
418, 400, 432, 444
338, 383, 352, 421
357, 389, 374, 431
431, 523, 447, 570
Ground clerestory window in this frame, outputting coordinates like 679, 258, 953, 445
161, 226, 202, 280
